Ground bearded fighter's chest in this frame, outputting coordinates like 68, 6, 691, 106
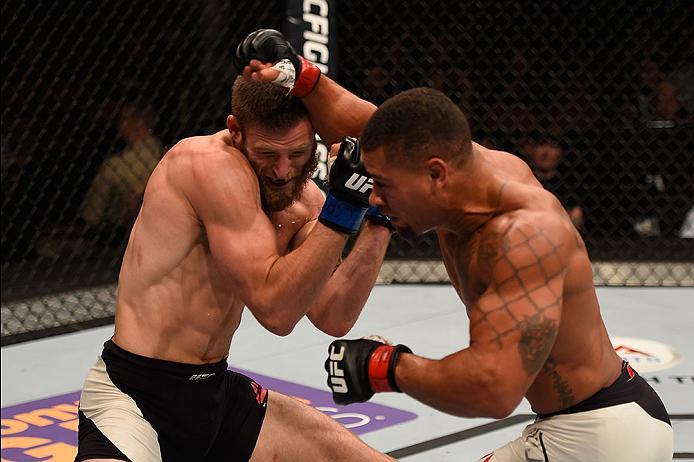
440, 232, 489, 310
269, 211, 311, 254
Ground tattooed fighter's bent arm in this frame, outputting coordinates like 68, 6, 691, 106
395, 215, 568, 418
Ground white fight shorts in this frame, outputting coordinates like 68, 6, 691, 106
480, 362, 673, 462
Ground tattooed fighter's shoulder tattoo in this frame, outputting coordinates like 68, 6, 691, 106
518, 312, 558, 375
477, 230, 504, 277
470, 218, 566, 374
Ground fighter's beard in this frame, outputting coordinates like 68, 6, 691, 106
255, 154, 318, 213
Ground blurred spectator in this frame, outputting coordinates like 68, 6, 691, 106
680, 205, 694, 238
522, 133, 586, 232
362, 64, 392, 104
81, 102, 164, 239
1, 121, 38, 263
631, 171, 667, 237
670, 37, 694, 125
624, 47, 683, 126
424, 33, 474, 116
481, 47, 538, 136
34, 102, 164, 259
1, 135, 31, 200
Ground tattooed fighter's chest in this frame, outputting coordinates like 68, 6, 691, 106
440, 232, 489, 310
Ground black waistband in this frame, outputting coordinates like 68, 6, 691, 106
103, 339, 228, 379
537, 361, 640, 419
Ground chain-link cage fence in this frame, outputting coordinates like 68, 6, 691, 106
2, 0, 693, 344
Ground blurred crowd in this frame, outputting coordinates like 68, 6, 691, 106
2, 2, 692, 301
358, 35, 694, 243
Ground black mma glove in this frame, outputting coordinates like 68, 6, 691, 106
319, 137, 373, 234
233, 29, 321, 97
325, 337, 412, 405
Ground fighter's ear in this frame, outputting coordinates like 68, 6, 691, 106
227, 115, 243, 145
425, 157, 448, 185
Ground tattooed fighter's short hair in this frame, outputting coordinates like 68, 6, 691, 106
361, 87, 473, 166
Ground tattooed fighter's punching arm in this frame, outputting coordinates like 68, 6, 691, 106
395, 215, 571, 418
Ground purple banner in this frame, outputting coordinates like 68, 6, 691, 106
236, 368, 417, 433
1, 368, 416, 461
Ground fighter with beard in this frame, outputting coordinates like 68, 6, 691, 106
75, 74, 395, 462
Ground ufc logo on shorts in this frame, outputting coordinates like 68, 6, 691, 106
344, 173, 373, 194
328, 345, 348, 393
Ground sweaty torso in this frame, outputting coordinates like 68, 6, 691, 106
439, 144, 622, 414
112, 131, 321, 364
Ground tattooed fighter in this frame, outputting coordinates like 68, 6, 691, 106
239, 28, 672, 460
326, 89, 674, 462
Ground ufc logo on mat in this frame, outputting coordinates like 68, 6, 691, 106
344, 173, 373, 194
328, 345, 348, 393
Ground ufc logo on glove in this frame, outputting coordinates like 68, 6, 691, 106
344, 174, 373, 194
327, 345, 348, 393
325, 338, 412, 405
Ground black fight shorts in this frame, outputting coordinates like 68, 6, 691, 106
75, 339, 268, 462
